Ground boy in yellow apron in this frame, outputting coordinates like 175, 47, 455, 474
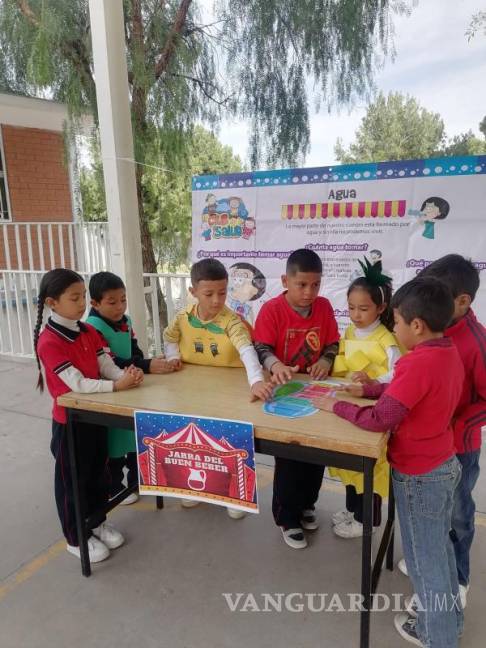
163, 258, 272, 518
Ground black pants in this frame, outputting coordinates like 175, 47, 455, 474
50, 420, 109, 546
108, 452, 139, 497
345, 485, 382, 527
272, 457, 325, 528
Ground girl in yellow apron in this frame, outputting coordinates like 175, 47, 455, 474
330, 258, 402, 538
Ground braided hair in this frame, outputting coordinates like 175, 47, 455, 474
34, 268, 84, 392
348, 257, 394, 331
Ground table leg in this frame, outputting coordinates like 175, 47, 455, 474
359, 457, 375, 648
156, 496, 164, 510
66, 410, 91, 577
386, 469, 395, 571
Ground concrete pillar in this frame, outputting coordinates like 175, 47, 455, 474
88, 0, 147, 351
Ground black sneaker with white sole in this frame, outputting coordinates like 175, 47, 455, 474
301, 509, 319, 531
281, 527, 307, 549
394, 613, 424, 646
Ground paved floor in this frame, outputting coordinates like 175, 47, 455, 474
1, 357, 485, 648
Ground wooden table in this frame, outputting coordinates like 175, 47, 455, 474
58, 365, 395, 648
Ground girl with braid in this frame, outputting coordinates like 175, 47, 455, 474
329, 258, 402, 538
34, 268, 143, 563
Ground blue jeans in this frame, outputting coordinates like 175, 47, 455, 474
450, 450, 481, 586
393, 457, 463, 648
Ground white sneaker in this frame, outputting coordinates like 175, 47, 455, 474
181, 498, 200, 508
119, 492, 139, 505
333, 519, 376, 538
92, 522, 125, 550
281, 527, 307, 549
398, 557, 409, 576
331, 509, 354, 526
67, 536, 110, 563
459, 583, 469, 609
227, 508, 246, 520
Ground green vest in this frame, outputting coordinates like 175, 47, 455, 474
86, 313, 137, 457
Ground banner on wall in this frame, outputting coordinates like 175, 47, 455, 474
191, 155, 486, 328
135, 411, 258, 513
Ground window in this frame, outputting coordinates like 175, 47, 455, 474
0, 126, 11, 220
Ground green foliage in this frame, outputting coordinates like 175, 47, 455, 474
220, 0, 409, 166
439, 130, 486, 157
80, 126, 242, 268
335, 92, 446, 163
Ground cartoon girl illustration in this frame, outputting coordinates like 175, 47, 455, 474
418, 197, 450, 240
227, 263, 266, 324
242, 217, 256, 239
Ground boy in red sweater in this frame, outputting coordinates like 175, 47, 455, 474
314, 277, 464, 648
254, 249, 339, 549
418, 255, 485, 607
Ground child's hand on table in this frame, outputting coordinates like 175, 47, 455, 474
150, 356, 176, 374
250, 380, 274, 402
312, 395, 339, 412
307, 357, 331, 380
167, 358, 183, 371
270, 362, 299, 385
335, 383, 364, 398
114, 367, 143, 391
351, 371, 373, 384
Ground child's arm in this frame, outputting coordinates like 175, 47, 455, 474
239, 344, 273, 401
453, 350, 486, 447
226, 316, 273, 400
307, 341, 339, 380
163, 314, 183, 369
313, 392, 408, 432
253, 302, 299, 384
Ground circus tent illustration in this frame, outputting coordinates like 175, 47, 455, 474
137, 420, 256, 507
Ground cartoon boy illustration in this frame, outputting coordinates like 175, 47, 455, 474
413, 197, 450, 240
227, 262, 266, 324
228, 196, 249, 220
205, 193, 218, 214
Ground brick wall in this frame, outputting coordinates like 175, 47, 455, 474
0, 125, 74, 269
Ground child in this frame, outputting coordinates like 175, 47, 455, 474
34, 269, 143, 563
314, 277, 464, 648
87, 271, 174, 505
414, 254, 484, 608
330, 258, 402, 538
254, 248, 340, 549
163, 258, 273, 518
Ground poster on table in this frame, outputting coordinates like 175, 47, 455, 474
135, 411, 258, 513
191, 155, 486, 329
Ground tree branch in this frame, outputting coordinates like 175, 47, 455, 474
17, 0, 94, 97
154, 0, 193, 80
17, 0, 40, 27
168, 73, 233, 107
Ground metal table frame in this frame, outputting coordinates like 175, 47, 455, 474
65, 406, 395, 648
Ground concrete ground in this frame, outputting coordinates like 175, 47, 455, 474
1, 357, 485, 648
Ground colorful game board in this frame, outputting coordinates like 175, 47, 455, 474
263, 379, 343, 419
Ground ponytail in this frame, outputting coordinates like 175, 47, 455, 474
33, 268, 84, 392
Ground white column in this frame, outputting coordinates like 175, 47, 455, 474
88, 0, 147, 351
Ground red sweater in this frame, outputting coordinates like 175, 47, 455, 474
253, 293, 339, 371
445, 309, 486, 453
334, 338, 464, 475
37, 320, 104, 424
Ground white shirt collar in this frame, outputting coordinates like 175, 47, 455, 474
353, 318, 381, 338
50, 311, 80, 332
